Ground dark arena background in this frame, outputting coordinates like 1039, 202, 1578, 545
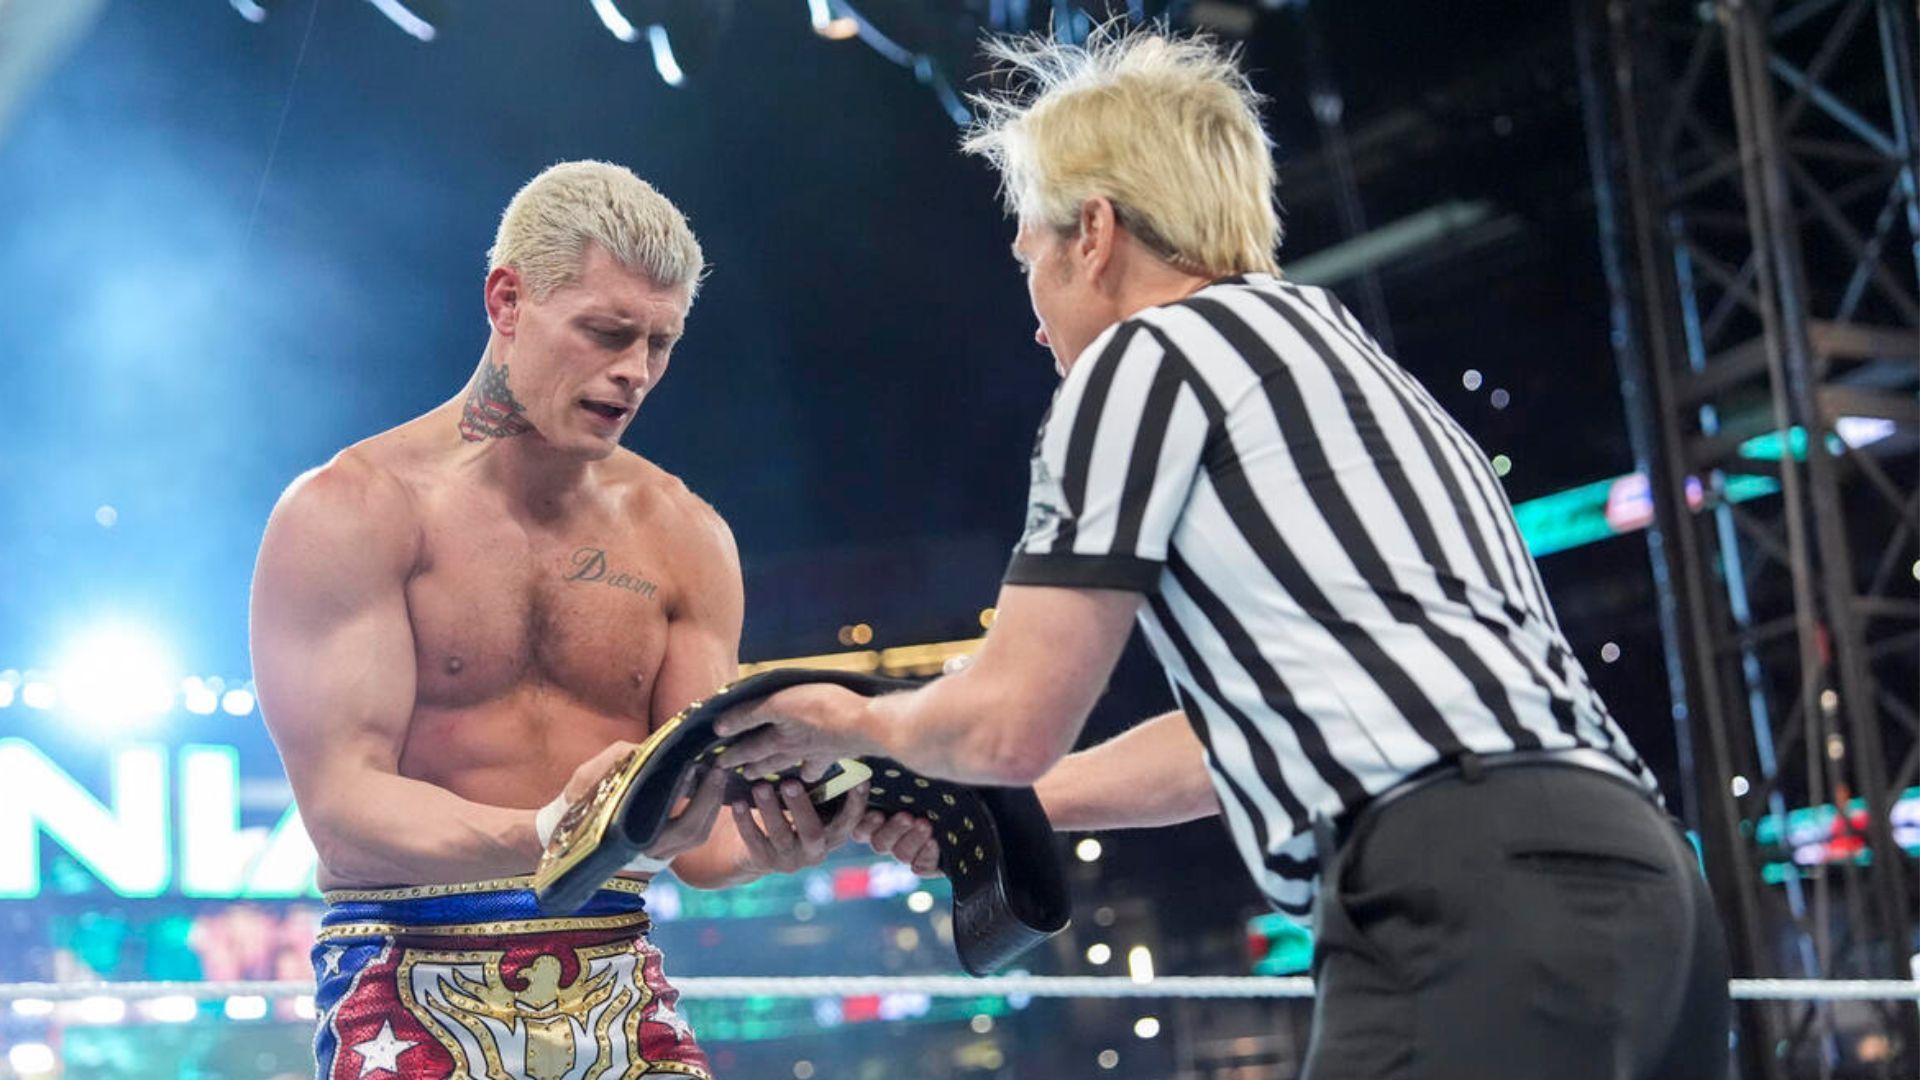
0, 1, 1914, 1078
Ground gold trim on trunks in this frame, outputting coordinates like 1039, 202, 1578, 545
324, 875, 649, 905
315, 910, 653, 944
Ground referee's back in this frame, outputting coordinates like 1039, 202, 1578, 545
1007, 272, 1659, 917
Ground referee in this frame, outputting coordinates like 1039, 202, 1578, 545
718, 28, 1730, 1078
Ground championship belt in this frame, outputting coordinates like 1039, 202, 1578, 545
531, 668, 1072, 976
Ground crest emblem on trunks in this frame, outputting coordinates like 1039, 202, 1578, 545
396, 944, 650, 1080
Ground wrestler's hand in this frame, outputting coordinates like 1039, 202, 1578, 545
713, 684, 880, 783
728, 778, 871, 875
555, 742, 728, 864
645, 766, 730, 862
855, 809, 942, 878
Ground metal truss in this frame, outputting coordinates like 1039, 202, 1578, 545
1578, 0, 1918, 1076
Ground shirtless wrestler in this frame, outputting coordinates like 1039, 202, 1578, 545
249, 161, 938, 1080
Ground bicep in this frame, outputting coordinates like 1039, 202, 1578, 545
250, 473, 418, 802
648, 506, 745, 726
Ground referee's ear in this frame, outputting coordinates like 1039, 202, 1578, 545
1076, 197, 1119, 282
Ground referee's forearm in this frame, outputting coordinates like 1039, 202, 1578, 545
1034, 711, 1220, 830
865, 666, 1075, 786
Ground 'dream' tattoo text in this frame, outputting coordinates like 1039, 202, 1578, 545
564, 546, 660, 599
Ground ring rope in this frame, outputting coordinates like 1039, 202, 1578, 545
1, 977, 1916, 1003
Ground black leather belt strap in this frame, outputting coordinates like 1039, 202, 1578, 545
531, 667, 1072, 976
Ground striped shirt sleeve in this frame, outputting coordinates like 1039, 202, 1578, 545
1005, 319, 1212, 592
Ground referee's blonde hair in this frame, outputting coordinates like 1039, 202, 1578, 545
962, 28, 1280, 277
488, 160, 706, 301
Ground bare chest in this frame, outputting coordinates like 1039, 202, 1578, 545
406, 515, 676, 718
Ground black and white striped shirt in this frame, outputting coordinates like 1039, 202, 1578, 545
1006, 273, 1659, 918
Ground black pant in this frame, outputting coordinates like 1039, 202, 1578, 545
1302, 762, 1731, 1080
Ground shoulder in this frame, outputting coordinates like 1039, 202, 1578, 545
613, 451, 739, 563
263, 443, 421, 574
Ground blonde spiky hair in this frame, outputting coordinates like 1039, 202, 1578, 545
962, 27, 1281, 277
487, 160, 706, 301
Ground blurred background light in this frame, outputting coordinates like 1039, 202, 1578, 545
146, 995, 200, 1023
221, 686, 257, 716
223, 995, 269, 1021
53, 622, 177, 727
6, 1044, 55, 1076
75, 996, 128, 1024
1127, 945, 1155, 984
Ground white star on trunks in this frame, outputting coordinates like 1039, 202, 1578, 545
653, 998, 695, 1043
351, 1020, 418, 1077
319, 946, 345, 979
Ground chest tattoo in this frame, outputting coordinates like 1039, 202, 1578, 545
562, 546, 661, 600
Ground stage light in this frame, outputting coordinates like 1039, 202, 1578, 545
906, 889, 934, 913
1075, 837, 1102, 862
1600, 642, 1620, 664
1086, 942, 1112, 965
221, 687, 257, 716
970, 1014, 994, 1033
805, 0, 858, 38
182, 677, 219, 715
1462, 369, 1482, 391
22, 678, 56, 710
1134, 1016, 1160, 1039
1127, 945, 1154, 983
76, 996, 127, 1024
978, 607, 997, 629
10, 999, 53, 1017
1097, 1049, 1120, 1070
648, 25, 686, 85
1490, 388, 1511, 410
7, 1044, 54, 1075
792, 1063, 816, 1080
1834, 416, 1895, 448
294, 995, 317, 1019
365, 0, 444, 42
224, 995, 269, 1021
146, 995, 198, 1023
54, 623, 176, 726
1491, 454, 1512, 478
94, 504, 117, 528
590, 0, 641, 41
1731, 775, 1750, 797
229, 0, 269, 22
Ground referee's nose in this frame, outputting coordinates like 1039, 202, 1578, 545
1035, 325, 1051, 348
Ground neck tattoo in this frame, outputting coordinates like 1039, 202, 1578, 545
459, 360, 534, 441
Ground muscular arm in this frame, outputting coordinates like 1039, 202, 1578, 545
638, 498, 763, 890
250, 460, 541, 889
1034, 710, 1221, 830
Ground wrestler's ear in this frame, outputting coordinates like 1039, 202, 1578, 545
484, 266, 523, 337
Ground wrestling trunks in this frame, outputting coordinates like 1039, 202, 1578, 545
312, 876, 710, 1079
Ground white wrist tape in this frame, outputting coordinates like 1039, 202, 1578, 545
534, 792, 570, 849
535, 791, 670, 874
623, 852, 671, 875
